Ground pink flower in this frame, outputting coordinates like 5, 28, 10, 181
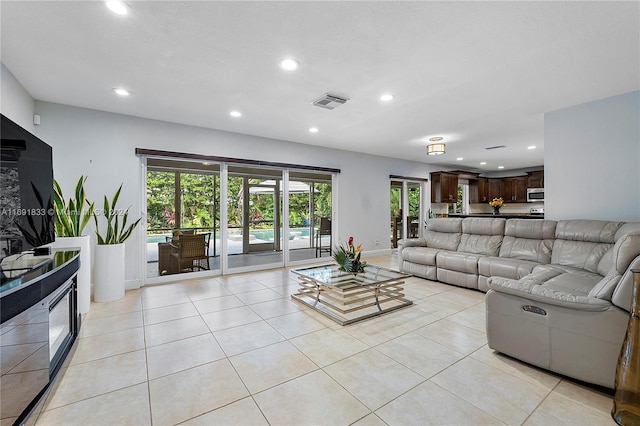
348, 236, 354, 246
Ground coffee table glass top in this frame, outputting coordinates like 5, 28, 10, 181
293, 264, 408, 288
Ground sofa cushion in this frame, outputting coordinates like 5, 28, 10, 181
458, 234, 504, 256
499, 236, 554, 263
498, 219, 557, 263
551, 240, 613, 274
504, 219, 557, 240
424, 218, 463, 251
436, 251, 480, 274
543, 271, 602, 296
597, 228, 640, 276
457, 218, 505, 256
551, 220, 623, 274
590, 231, 640, 300
401, 247, 439, 266
478, 256, 540, 281
462, 217, 506, 236
488, 273, 611, 311
555, 220, 622, 243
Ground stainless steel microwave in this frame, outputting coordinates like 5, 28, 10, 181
527, 188, 544, 202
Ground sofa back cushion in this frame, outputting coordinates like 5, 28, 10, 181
457, 218, 505, 256
425, 218, 463, 251
597, 223, 640, 276
551, 220, 623, 274
499, 219, 557, 263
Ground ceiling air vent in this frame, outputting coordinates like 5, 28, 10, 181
311, 93, 349, 110
485, 145, 507, 150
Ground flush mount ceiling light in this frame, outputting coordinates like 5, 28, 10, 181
279, 58, 299, 71
380, 93, 394, 102
480, 161, 487, 165
309, 127, 319, 133
229, 111, 242, 118
426, 137, 445, 156
498, 166, 505, 169
528, 145, 537, 150
106, 1, 128, 15
456, 157, 464, 161
113, 88, 130, 96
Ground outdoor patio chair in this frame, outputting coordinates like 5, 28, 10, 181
170, 233, 209, 272
315, 217, 332, 257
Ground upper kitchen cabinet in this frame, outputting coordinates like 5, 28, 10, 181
502, 176, 528, 202
469, 178, 488, 204
527, 171, 544, 188
431, 172, 459, 203
488, 178, 502, 201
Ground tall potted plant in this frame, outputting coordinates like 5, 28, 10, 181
51, 176, 95, 314
93, 184, 141, 302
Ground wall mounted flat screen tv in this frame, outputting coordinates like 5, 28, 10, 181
0, 114, 55, 260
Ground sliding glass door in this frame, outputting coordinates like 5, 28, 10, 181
287, 171, 333, 263
143, 155, 337, 279
227, 166, 283, 271
146, 160, 220, 279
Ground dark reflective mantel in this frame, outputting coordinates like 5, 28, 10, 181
0, 250, 80, 425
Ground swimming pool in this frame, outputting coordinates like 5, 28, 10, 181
147, 227, 311, 243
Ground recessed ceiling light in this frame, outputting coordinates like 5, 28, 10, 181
498, 166, 505, 169
380, 93, 394, 102
106, 1, 128, 15
113, 88, 130, 96
528, 145, 537, 150
309, 127, 319, 133
279, 58, 299, 71
480, 162, 487, 165
229, 111, 242, 118
456, 157, 463, 161
429, 136, 444, 142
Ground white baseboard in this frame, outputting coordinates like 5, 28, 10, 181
363, 248, 394, 257
125, 279, 141, 290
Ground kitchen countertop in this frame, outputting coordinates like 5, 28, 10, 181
448, 214, 545, 219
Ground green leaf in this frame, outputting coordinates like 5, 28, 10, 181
94, 183, 140, 244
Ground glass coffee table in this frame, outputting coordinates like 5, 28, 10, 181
291, 264, 413, 325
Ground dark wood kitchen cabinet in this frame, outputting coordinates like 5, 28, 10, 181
469, 178, 489, 204
431, 172, 459, 203
527, 171, 544, 188
502, 177, 528, 202
488, 178, 502, 201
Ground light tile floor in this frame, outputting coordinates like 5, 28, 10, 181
34, 255, 615, 425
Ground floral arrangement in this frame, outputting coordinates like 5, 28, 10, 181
489, 197, 504, 208
333, 236, 367, 273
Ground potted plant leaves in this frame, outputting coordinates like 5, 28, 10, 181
51, 176, 95, 313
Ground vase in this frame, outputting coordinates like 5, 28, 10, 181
93, 243, 126, 303
612, 270, 640, 425
493, 207, 500, 216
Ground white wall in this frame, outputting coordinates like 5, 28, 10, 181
544, 91, 640, 222
34, 101, 438, 284
1, 62, 35, 132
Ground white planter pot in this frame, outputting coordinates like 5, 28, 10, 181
48, 235, 92, 314
93, 243, 125, 303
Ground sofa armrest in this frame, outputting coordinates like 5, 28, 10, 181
488, 277, 612, 311
397, 238, 426, 258
398, 238, 426, 248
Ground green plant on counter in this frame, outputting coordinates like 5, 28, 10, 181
94, 184, 141, 245
53, 176, 95, 237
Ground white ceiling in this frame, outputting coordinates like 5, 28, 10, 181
1, 1, 638, 172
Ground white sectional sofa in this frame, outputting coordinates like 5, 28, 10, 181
397, 217, 640, 388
